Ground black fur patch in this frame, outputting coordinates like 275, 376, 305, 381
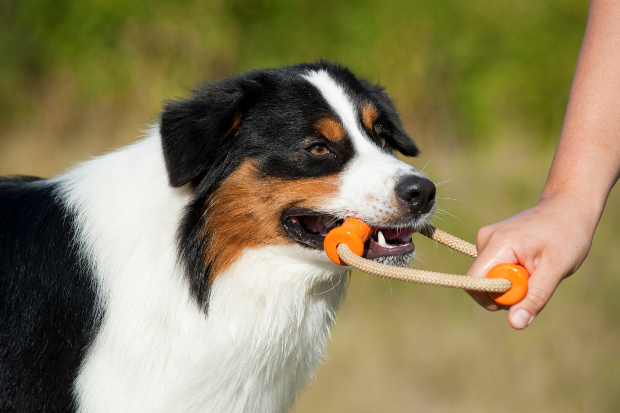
0, 178, 100, 413
362, 81, 420, 157
161, 61, 418, 308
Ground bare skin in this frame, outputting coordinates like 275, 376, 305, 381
466, 0, 620, 329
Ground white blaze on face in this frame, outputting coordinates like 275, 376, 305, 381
303, 70, 425, 227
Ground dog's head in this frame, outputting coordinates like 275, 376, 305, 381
160, 62, 435, 304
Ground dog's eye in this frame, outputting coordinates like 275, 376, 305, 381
308, 144, 329, 156
380, 138, 386, 148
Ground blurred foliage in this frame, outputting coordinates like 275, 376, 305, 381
0, 0, 588, 144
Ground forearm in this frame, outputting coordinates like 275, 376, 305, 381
542, 0, 620, 218
466, 0, 620, 329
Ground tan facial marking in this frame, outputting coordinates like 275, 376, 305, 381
201, 161, 339, 279
361, 103, 379, 132
315, 117, 345, 141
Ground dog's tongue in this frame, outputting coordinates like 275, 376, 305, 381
301, 216, 335, 236
304, 217, 325, 235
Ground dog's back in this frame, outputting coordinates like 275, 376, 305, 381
0, 178, 99, 412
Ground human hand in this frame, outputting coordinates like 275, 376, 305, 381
465, 193, 599, 329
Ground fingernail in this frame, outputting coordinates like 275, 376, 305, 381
513, 309, 535, 329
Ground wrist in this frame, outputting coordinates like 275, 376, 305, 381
538, 188, 604, 237
541, 179, 608, 212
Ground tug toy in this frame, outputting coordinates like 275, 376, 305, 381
324, 218, 529, 306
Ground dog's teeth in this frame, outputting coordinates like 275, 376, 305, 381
377, 231, 386, 247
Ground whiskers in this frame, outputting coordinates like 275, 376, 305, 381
432, 205, 472, 233
313, 274, 343, 296
421, 156, 436, 176
435, 178, 456, 187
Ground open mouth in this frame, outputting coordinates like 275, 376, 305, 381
281, 207, 416, 260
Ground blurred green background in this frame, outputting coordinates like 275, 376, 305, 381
2, 0, 620, 411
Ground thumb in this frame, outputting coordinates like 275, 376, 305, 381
507, 261, 559, 329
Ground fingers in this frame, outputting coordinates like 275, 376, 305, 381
469, 224, 564, 329
465, 290, 505, 311
463, 198, 594, 330
507, 261, 561, 329
465, 225, 520, 311
474, 224, 496, 251
467, 229, 558, 328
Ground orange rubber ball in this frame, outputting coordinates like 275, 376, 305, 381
487, 263, 529, 306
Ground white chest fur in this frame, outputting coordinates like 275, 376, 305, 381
170, 248, 347, 413
59, 134, 347, 413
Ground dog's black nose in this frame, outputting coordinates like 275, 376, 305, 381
395, 175, 436, 215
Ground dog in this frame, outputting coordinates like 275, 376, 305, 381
0, 61, 436, 413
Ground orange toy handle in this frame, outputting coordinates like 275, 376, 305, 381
487, 263, 529, 305
324, 218, 373, 265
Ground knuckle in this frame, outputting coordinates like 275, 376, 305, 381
525, 286, 550, 312
477, 225, 512, 246
484, 227, 523, 255
476, 226, 494, 245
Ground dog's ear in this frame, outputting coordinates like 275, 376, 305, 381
160, 75, 265, 187
365, 83, 419, 157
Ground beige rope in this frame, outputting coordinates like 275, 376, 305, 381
337, 226, 512, 293
420, 226, 478, 258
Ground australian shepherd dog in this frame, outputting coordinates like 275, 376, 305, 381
0, 62, 436, 412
